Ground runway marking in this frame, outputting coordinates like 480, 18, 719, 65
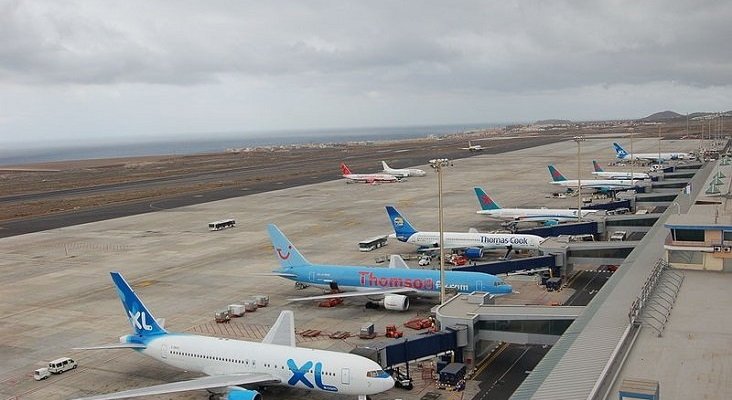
478, 346, 532, 400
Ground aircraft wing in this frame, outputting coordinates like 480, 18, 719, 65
73, 343, 147, 350
289, 287, 417, 301
73, 373, 280, 400
250, 272, 299, 278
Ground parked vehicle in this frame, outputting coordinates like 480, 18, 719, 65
34, 368, 51, 381
418, 255, 431, 266
47, 357, 76, 374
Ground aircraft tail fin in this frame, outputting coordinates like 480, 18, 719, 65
340, 162, 352, 175
110, 272, 167, 337
381, 161, 391, 172
266, 224, 311, 268
548, 165, 568, 182
262, 310, 296, 347
385, 206, 418, 241
473, 187, 501, 210
592, 160, 604, 172
613, 143, 628, 158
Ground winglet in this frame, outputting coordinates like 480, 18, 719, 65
262, 310, 296, 347
110, 272, 167, 337
385, 206, 417, 241
592, 160, 604, 172
388, 255, 410, 269
474, 187, 500, 210
267, 224, 311, 268
548, 165, 567, 182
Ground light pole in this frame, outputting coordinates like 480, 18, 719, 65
573, 136, 585, 221
430, 158, 450, 304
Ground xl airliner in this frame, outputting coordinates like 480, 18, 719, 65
612, 142, 691, 162
385, 206, 544, 252
340, 162, 400, 184
381, 161, 426, 177
473, 187, 598, 224
591, 160, 650, 180
266, 224, 512, 310
74, 272, 393, 400
548, 165, 637, 192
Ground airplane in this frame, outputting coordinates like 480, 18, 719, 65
385, 206, 544, 254
460, 141, 484, 152
265, 224, 513, 310
74, 272, 393, 400
473, 187, 598, 224
591, 160, 650, 180
548, 165, 637, 192
612, 142, 692, 162
381, 161, 426, 177
340, 162, 400, 184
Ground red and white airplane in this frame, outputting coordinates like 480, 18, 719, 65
340, 162, 400, 184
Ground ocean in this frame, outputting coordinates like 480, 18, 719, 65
0, 123, 503, 166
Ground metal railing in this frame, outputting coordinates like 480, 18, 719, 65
628, 259, 684, 337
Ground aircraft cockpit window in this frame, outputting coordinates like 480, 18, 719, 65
367, 369, 388, 378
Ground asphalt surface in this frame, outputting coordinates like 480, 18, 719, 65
0, 135, 566, 238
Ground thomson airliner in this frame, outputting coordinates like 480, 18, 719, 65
548, 165, 637, 192
264, 224, 512, 310
73, 272, 393, 400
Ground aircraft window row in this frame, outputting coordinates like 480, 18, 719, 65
171, 352, 339, 376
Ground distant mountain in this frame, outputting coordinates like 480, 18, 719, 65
535, 119, 572, 125
640, 111, 684, 121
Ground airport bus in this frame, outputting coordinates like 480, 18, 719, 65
208, 219, 236, 231
358, 235, 388, 252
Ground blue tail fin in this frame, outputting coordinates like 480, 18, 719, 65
267, 224, 311, 268
473, 187, 501, 210
613, 143, 628, 158
110, 272, 167, 337
385, 206, 417, 241
592, 160, 604, 172
548, 165, 567, 182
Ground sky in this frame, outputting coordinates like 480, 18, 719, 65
1, 0, 731, 148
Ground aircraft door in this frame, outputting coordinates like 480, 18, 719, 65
161, 344, 167, 359
341, 368, 350, 385
475, 280, 483, 292
309, 272, 316, 283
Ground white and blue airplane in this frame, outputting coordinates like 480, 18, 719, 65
74, 272, 393, 400
473, 187, 598, 224
548, 165, 636, 192
381, 161, 426, 177
266, 224, 513, 310
591, 160, 649, 180
385, 206, 544, 253
612, 142, 691, 162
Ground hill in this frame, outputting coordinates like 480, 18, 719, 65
640, 111, 684, 121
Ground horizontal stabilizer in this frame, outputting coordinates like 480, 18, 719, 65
73, 343, 147, 350
468, 228, 479, 233
251, 272, 299, 278
289, 287, 416, 302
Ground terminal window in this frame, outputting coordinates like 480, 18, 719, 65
724, 231, 732, 241
668, 250, 703, 265
671, 229, 705, 242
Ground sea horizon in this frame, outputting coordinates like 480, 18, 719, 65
0, 122, 507, 166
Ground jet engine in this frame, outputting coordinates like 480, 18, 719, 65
226, 387, 262, 400
463, 247, 484, 260
381, 294, 409, 311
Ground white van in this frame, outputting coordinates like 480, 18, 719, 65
48, 357, 77, 374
